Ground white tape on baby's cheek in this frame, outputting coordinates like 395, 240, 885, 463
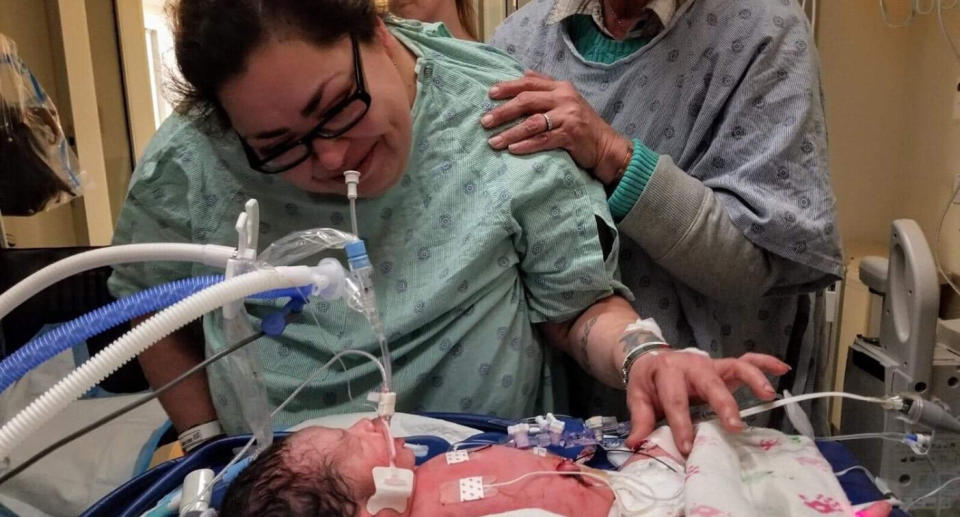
446, 450, 470, 464
531, 447, 548, 457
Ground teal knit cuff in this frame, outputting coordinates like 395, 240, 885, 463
609, 139, 659, 221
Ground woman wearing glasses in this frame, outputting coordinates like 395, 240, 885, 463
108, 0, 788, 454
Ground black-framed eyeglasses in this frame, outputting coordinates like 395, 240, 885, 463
239, 35, 371, 174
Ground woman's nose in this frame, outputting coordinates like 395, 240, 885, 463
310, 138, 351, 172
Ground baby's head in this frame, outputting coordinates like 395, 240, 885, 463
221, 418, 415, 516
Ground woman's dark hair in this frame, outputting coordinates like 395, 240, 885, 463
220, 438, 359, 517
0, 102, 72, 216
169, 0, 379, 129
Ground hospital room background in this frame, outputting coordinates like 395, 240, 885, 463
0, 0, 959, 515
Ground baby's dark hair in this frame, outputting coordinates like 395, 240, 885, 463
220, 438, 358, 517
168, 0, 378, 129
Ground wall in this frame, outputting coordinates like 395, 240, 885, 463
818, 0, 960, 424
86, 0, 133, 221
818, 0, 912, 250
899, 10, 960, 281
820, 0, 960, 273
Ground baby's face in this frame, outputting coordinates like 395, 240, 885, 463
285, 418, 416, 498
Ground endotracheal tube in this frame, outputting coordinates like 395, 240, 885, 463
342, 171, 393, 396
344, 239, 392, 393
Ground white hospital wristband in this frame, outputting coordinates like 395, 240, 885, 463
621, 341, 670, 387
179, 420, 224, 452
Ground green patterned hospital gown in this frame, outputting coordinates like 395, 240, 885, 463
108, 18, 626, 433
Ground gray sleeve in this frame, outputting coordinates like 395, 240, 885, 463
618, 155, 839, 303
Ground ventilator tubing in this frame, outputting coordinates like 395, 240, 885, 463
256, 228, 356, 267
0, 275, 313, 394
0, 243, 236, 320
0, 265, 333, 459
0, 276, 222, 393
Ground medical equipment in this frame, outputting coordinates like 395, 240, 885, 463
0, 243, 236, 321
219, 200, 276, 454
841, 219, 960, 511
0, 175, 404, 504
367, 465, 415, 514
179, 469, 214, 516
0, 275, 221, 392
880, 0, 960, 65
0, 262, 345, 460
344, 169, 360, 236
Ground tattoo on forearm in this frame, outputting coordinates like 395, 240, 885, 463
620, 330, 661, 354
579, 316, 599, 370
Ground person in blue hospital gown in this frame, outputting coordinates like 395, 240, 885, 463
485, 0, 843, 431
108, 0, 790, 454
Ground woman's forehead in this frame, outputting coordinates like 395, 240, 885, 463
221, 38, 354, 135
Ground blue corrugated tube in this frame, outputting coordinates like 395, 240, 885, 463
0, 275, 223, 393
0, 273, 316, 393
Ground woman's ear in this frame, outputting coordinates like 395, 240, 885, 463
374, 17, 392, 43
374, 19, 406, 65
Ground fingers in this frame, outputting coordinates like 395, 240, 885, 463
504, 129, 566, 156
718, 358, 779, 401
488, 110, 558, 150
482, 91, 556, 132
523, 69, 554, 81
488, 75, 556, 100
625, 389, 657, 449
655, 367, 694, 455
740, 352, 792, 376
692, 369, 745, 433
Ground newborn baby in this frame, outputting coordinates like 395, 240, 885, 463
221, 418, 893, 517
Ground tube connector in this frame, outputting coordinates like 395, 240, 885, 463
905, 432, 932, 455
585, 416, 605, 442
344, 170, 360, 200
309, 258, 347, 300
508, 423, 531, 448
377, 391, 397, 420
179, 469, 214, 516
345, 240, 371, 270
899, 393, 960, 433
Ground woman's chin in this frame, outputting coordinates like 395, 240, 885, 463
357, 168, 405, 197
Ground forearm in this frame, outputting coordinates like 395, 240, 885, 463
618, 157, 835, 301
541, 295, 652, 389
134, 316, 218, 433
